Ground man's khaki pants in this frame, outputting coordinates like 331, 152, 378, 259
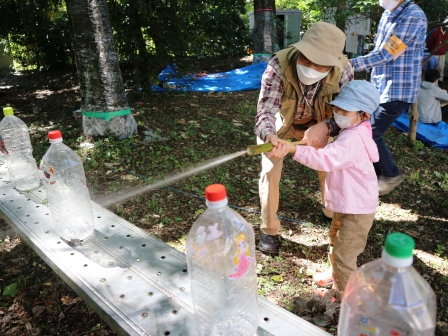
436, 54, 446, 81
329, 212, 375, 291
257, 125, 333, 236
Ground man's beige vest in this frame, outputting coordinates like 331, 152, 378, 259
274, 47, 347, 138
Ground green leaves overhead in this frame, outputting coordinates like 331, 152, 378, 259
1, 0, 447, 72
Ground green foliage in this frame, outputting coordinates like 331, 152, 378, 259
107, 0, 251, 79
420, 0, 448, 29
1, 0, 445, 74
257, 0, 447, 35
2, 282, 18, 297
1, 0, 71, 70
0, 0, 250, 74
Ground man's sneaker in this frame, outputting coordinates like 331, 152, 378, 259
378, 174, 404, 196
313, 269, 333, 288
258, 233, 276, 254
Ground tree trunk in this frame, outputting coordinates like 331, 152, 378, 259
129, 0, 151, 89
408, 101, 419, 147
335, 1, 348, 32
66, 0, 137, 138
253, 0, 276, 64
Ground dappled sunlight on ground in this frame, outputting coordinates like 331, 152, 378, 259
415, 249, 448, 276
281, 225, 328, 247
376, 201, 419, 222
34, 89, 54, 98
34, 87, 79, 99
166, 235, 187, 253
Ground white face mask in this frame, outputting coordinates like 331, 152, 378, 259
379, 0, 398, 10
334, 112, 364, 129
296, 64, 330, 86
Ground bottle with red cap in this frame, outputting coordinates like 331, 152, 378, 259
338, 232, 436, 336
186, 184, 258, 336
40, 130, 94, 242
0, 107, 40, 190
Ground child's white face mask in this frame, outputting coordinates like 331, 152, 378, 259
334, 112, 364, 129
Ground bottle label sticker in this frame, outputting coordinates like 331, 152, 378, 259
389, 330, 406, 336
358, 317, 377, 336
194, 223, 223, 246
358, 317, 407, 336
229, 233, 253, 280
40, 162, 56, 185
0, 135, 8, 155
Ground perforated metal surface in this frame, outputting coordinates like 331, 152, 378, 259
0, 161, 330, 336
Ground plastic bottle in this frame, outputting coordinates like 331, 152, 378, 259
186, 184, 258, 336
40, 130, 94, 242
338, 232, 436, 336
0, 107, 40, 190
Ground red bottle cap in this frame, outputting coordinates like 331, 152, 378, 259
48, 130, 62, 140
205, 184, 227, 202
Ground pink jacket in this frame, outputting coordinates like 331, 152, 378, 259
293, 121, 379, 214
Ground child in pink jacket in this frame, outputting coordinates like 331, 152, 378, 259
267, 80, 379, 291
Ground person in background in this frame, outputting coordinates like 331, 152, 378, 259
254, 22, 354, 254
266, 80, 379, 292
422, 52, 439, 73
417, 69, 448, 123
350, 0, 427, 196
426, 24, 448, 82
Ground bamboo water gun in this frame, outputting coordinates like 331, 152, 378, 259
246, 139, 306, 156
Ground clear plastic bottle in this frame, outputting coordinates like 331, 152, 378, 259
0, 107, 40, 190
186, 184, 258, 336
338, 232, 436, 336
40, 130, 94, 242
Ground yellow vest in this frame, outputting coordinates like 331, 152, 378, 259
274, 47, 346, 138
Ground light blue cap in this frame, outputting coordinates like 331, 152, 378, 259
329, 80, 380, 113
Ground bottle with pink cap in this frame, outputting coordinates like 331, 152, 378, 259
186, 184, 258, 336
40, 130, 95, 242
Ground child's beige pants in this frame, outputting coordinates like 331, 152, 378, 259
329, 212, 375, 291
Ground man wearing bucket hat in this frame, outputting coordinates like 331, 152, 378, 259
271, 80, 380, 291
350, 0, 427, 196
254, 21, 354, 254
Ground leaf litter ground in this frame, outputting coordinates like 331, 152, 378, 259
0, 57, 447, 335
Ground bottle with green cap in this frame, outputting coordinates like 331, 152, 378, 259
186, 184, 258, 335
338, 232, 436, 336
0, 107, 40, 190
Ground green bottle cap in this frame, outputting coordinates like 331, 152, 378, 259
3, 107, 14, 116
384, 232, 414, 258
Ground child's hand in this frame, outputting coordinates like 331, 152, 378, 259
265, 139, 295, 159
278, 139, 297, 154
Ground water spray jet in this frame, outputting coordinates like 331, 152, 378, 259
95, 139, 306, 208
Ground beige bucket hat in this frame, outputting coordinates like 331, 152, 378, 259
291, 22, 346, 70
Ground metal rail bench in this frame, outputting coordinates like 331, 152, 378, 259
0, 162, 330, 336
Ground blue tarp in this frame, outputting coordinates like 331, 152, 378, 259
393, 113, 448, 150
151, 62, 267, 92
